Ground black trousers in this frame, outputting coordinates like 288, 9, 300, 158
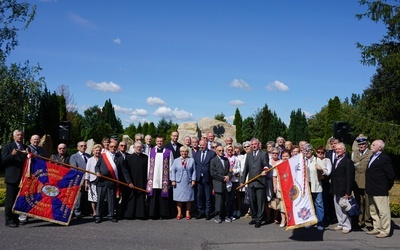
5, 183, 20, 225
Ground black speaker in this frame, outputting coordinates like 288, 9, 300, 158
59, 121, 71, 141
333, 122, 350, 143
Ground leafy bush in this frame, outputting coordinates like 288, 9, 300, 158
390, 203, 400, 218
0, 188, 5, 207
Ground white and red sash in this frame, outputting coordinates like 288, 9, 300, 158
102, 152, 119, 195
102, 152, 119, 180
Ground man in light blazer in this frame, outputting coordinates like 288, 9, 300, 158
70, 141, 91, 218
241, 138, 269, 228
330, 142, 355, 234
365, 140, 395, 238
194, 139, 216, 220
1, 129, 26, 228
210, 146, 230, 223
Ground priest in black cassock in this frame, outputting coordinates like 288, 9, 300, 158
121, 141, 149, 219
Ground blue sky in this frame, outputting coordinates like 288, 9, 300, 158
8, 0, 384, 128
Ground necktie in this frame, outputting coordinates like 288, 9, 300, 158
82, 154, 87, 163
201, 151, 205, 163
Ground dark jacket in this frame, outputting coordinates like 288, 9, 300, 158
194, 149, 216, 182
210, 156, 230, 193
366, 152, 395, 196
1, 142, 27, 184
164, 141, 183, 159
330, 156, 355, 196
95, 153, 125, 188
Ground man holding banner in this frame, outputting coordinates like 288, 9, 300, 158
241, 138, 269, 228
1, 129, 26, 228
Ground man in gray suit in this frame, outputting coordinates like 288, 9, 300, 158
70, 141, 91, 218
210, 146, 231, 223
241, 138, 269, 228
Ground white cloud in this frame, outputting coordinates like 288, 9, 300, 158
146, 97, 167, 106
113, 38, 121, 44
132, 108, 148, 116
229, 100, 245, 106
67, 12, 98, 30
303, 110, 313, 118
226, 115, 234, 123
153, 107, 172, 117
172, 108, 193, 120
265, 80, 289, 91
126, 115, 147, 123
153, 107, 193, 121
113, 106, 148, 117
113, 105, 132, 114
87, 81, 121, 92
230, 79, 252, 90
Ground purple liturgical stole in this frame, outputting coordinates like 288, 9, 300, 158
147, 148, 171, 197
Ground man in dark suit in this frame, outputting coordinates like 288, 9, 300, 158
70, 141, 91, 218
94, 141, 124, 223
330, 142, 355, 234
194, 139, 216, 220
210, 146, 230, 223
323, 137, 350, 226
365, 140, 395, 238
241, 138, 269, 228
115, 140, 129, 217
1, 129, 26, 228
164, 130, 183, 159
50, 143, 70, 164
27, 134, 45, 156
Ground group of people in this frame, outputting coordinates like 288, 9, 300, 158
1, 130, 396, 238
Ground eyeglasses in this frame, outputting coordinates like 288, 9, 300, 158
271, 152, 278, 155
79, 145, 87, 147
58, 148, 66, 150
244, 146, 250, 148
119, 144, 127, 147
212, 146, 216, 149
316, 151, 324, 154
109, 146, 117, 148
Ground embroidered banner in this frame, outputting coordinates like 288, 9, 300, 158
13, 155, 84, 226
277, 153, 317, 230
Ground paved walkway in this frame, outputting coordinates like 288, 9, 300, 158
1, 206, 399, 250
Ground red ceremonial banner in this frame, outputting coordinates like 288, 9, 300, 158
13, 155, 84, 226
